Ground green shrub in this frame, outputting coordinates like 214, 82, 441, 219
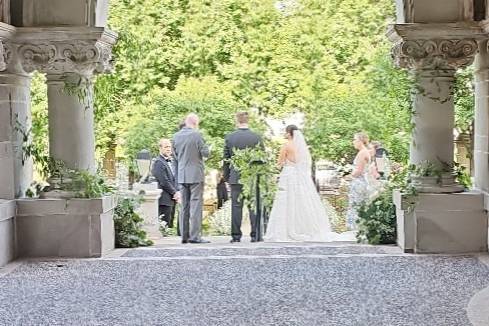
206, 200, 236, 236
356, 190, 397, 245
159, 224, 178, 237
113, 197, 153, 248
354, 166, 418, 245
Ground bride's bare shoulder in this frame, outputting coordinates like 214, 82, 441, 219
285, 141, 296, 152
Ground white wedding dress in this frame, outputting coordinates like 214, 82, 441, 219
264, 131, 346, 242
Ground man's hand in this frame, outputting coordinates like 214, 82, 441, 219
173, 191, 181, 203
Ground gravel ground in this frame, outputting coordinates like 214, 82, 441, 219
0, 246, 488, 326
122, 245, 397, 257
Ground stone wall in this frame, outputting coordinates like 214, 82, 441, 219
0, 200, 16, 266
16, 196, 115, 258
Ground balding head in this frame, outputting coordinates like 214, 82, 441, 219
185, 113, 200, 129
235, 112, 249, 128
159, 138, 172, 157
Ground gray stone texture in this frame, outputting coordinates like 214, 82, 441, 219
396, 0, 473, 23
0, 245, 488, 326
0, 141, 14, 199
21, 0, 110, 27
475, 40, 489, 194
0, 200, 16, 266
46, 75, 96, 172
16, 196, 115, 258
395, 192, 488, 253
0, 74, 32, 199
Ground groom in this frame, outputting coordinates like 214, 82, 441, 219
223, 112, 262, 243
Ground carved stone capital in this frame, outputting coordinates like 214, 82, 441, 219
392, 39, 478, 71
0, 41, 9, 71
17, 40, 113, 76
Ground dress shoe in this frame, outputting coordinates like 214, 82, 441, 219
181, 240, 188, 244
189, 239, 210, 244
230, 239, 241, 243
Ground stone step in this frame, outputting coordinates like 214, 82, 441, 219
121, 244, 402, 258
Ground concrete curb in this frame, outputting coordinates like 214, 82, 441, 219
467, 255, 489, 326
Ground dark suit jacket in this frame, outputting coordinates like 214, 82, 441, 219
152, 155, 177, 206
223, 128, 262, 185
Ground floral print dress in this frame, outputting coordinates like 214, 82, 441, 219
346, 156, 370, 230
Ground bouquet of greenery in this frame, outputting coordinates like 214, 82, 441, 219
228, 147, 279, 212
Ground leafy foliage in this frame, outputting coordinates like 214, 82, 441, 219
159, 223, 178, 237
229, 147, 279, 211
113, 197, 153, 248
453, 163, 472, 189
71, 171, 114, 198
25, 0, 476, 175
92, 0, 416, 165
356, 189, 397, 245
454, 67, 475, 133
120, 79, 237, 168
355, 165, 417, 245
28, 72, 49, 178
206, 200, 233, 236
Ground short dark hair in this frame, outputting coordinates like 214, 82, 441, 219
285, 124, 299, 137
236, 112, 249, 124
371, 141, 381, 149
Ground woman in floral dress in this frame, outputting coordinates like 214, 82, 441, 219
346, 132, 371, 230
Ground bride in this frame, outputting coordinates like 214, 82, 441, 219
264, 125, 342, 242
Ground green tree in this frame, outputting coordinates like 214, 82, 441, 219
28, 0, 476, 171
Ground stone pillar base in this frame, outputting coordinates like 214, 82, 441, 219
0, 141, 15, 199
411, 175, 465, 193
0, 200, 16, 267
40, 190, 77, 199
16, 196, 116, 258
133, 182, 162, 225
394, 191, 488, 253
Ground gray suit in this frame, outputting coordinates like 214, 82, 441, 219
223, 128, 262, 241
172, 127, 209, 241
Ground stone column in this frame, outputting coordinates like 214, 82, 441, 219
410, 70, 455, 165
6, 73, 33, 197
16, 28, 116, 181
46, 73, 96, 172
0, 72, 32, 198
0, 27, 33, 199
392, 39, 478, 192
474, 39, 489, 194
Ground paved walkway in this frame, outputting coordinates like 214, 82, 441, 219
1, 238, 488, 326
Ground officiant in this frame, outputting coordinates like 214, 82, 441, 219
152, 138, 180, 229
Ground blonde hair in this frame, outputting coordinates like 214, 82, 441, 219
354, 132, 369, 145
159, 138, 171, 147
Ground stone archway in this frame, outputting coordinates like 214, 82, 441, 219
1, 0, 489, 267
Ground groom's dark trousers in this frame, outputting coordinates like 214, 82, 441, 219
223, 128, 262, 241
230, 184, 257, 241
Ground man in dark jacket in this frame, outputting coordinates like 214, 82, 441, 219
223, 112, 262, 243
152, 138, 180, 229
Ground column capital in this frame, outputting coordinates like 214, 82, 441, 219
17, 39, 113, 77
0, 23, 16, 72
387, 23, 483, 72
392, 39, 478, 71
9, 27, 117, 77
